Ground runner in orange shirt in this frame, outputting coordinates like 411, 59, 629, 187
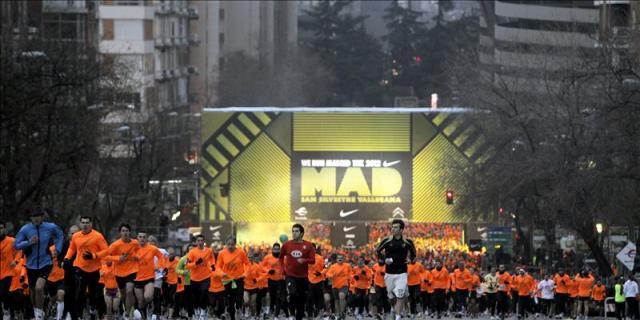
215, 236, 250, 320
575, 270, 595, 318
208, 259, 226, 319
430, 261, 450, 317
496, 264, 512, 318
0, 221, 21, 317
64, 216, 108, 318
99, 223, 139, 317
516, 268, 535, 318
407, 259, 425, 315
553, 268, 571, 317
420, 264, 433, 316
352, 255, 373, 317
47, 245, 65, 320
100, 261, 119, 320
164, 247, 179, 320
186, 234, 215, 319
567, 274, 578, 317
372, 258, 391, 317
591, 278, 606, 315
261, 243, 288, 318
243, 253, 266, 318
307, 244, 328, 318
132, 231, 164, 319
452, 262, 473, 315
326, 253, 352, 318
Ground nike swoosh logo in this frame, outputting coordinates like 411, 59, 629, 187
209, 225, 222, 231
382, 160, 400, 167
477, 227, 487, 232
339, 209, 358, 218
343, 226, 356, 232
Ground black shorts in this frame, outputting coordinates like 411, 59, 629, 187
46, 280, 64, 297
245, 287, 258, 294
0, 277, 12, 294
115, 273, 137, 290
104, 287, 118, 298
27, 265, 53, 288
134, 278, 154, 289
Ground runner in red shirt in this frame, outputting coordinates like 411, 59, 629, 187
278, 224, 316, 320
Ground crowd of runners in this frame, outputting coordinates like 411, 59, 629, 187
1, 210, 639, 320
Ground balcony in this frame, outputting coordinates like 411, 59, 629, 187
186, 66, 199, 75
155, 70, 169, 81
187, 7, 199, 19
156, 3, 169, 15
188, 33, 200, 45
154, 37, 168, 48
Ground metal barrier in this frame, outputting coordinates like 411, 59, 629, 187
604, 297, 615, 318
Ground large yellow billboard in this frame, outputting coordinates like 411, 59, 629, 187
200, 108, 493, 223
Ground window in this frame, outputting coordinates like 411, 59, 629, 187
144, 20, 153, 40
219, 8, 224, 20
103, 19, 114, 40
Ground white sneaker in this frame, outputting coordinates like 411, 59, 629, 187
133, 309, 142, 320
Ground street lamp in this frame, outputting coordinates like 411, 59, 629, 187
596, 223, 603, 234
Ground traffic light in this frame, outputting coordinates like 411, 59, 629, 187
446, 190, 454, 205
498, 207, 505, 216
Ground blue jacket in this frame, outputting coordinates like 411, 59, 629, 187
14, 222, 64, 270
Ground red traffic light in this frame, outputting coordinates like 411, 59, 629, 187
498, 207, 505, 215
446, 190, 454, 205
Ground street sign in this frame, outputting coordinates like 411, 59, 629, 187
616, 241, 636, 271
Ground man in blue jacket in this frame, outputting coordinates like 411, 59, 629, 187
14, 208, 63, 320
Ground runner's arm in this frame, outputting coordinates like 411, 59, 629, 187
64, 235, 77, 260
53, 224, 64, 254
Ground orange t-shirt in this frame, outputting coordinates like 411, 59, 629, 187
215, 248, 250, 280
208, 269, 225, 293
408, 262, 425, 286
166, 258, 179, 285
568, 278, 578, 298
373, 263, 386, 288
0, 237, 20, 280
186, 246, 215, 282
100, 262, 118, 289
497, 272, 511, 292
261, 254, 284, 281
48, 245, 64, 282
244, 262, 265, 290
65, 229, 108, 273
326, 263, 351, 289
470, 273, 481, 291
553, 274, 570, 294
431, 268, 450, 290
134, 244, 163, 281
352, 265, 373, 290
517, 274, 535, 296
420, 270, 433, 292
100, 239, 140, 277
576, 275, 594, 297
591, 284, 606, 301
10, 262, 27, 292
307, 254, 325, 284
453, 268, 473, 290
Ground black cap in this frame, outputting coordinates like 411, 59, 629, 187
28, 208, 45, 217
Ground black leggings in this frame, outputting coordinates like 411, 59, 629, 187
485, 292, 497, 316
286, 277, 309, 320
208, 292, 225, 317
268, 279, 288, 317
306, 282, 325, 317
75, 270, 103, 318
190, 279, 211, 311
433, 289, 447, 315
0, 277, 11, 314
224, 278, 244, 320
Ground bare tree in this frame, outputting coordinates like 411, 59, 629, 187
454, 31, 640, 275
